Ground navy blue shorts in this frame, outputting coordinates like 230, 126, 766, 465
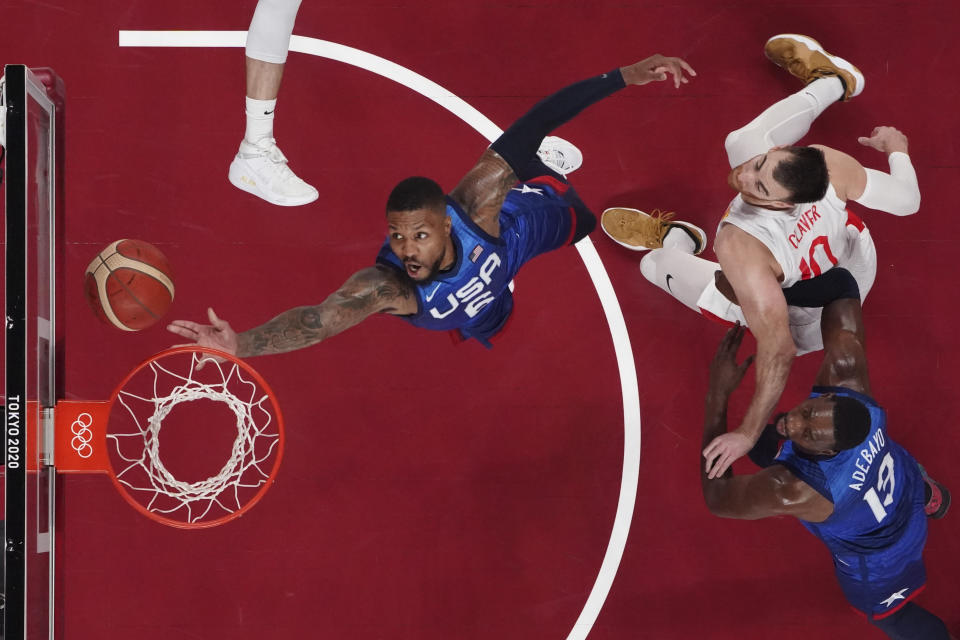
833, 527, 928, 620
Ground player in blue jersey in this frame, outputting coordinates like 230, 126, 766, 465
701, 275, 950, 639
168, 53, 700, 355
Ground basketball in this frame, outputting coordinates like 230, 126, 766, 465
84, 239, 175, 331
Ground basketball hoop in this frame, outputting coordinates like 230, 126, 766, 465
35, 347, 285, 528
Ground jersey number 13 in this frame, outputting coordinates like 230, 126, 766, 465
863, 453, 896, 524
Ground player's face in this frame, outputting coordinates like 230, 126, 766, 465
774, 395, 838, 455
387, 207, 454, 281
727, 149, 795, 209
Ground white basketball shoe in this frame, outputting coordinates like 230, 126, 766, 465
537, 136, 583, 176
228, 137, 319, 206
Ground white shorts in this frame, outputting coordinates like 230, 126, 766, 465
696, 228, 877, 354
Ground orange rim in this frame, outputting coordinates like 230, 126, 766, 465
104, 345, 285, 529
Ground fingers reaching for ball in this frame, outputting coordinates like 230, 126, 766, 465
167, 307, 240, 358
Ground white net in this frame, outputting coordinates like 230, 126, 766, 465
106, 349, 283, 527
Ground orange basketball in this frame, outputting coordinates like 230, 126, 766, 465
84, 239, 175, 331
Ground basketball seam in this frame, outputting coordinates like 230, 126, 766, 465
91, 259, 132, 331
86, 240, 174, 330
105, 243, 175, 296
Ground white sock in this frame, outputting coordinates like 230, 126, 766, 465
245, 97, 277, 143
663, 226, 697, 254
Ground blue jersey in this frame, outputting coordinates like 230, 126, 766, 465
377, 176, 585, 347
775, 386, 928, 619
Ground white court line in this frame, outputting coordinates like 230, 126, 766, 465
119, 30, 641, 640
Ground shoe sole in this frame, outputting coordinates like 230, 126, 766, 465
600, 207, 707, 254
538, 136, 583, 175
929, 480, 951, 519
228, 157, 319, 207
765, 33, 865, 99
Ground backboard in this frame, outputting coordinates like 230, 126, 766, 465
3, 64, 65, 640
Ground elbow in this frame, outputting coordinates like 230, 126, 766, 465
702, 482, 727, 517
703, 493, 721, 516
886, 190, 920, 216
902, 192, 920, 216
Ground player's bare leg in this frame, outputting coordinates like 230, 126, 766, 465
229, 0, 318, 206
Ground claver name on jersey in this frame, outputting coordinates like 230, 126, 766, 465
429, 253, 501, 320
787, 204, 822, 249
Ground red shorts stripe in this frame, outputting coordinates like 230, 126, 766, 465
871, 583, 927, 621
699, 307, 738, 328
564, 206, 578, 245
528, 174, 570, 195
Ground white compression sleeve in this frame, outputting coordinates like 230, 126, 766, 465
639, 248, 719, 313
724, 77, 844, 168
246, 0, 303, 64
853, 152, 920, 216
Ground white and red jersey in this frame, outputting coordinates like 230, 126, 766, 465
719, 184, 873, 288
696, 184, 877, 354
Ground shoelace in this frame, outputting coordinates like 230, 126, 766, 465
249, 139, 300, 183
608, 210, 673, 246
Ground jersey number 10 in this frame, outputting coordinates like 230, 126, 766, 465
799, 235, 839, 279
863, 453, 896, 524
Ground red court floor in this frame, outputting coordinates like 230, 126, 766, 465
3, 1, 959, 638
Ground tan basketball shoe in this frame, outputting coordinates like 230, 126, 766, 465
600, 208, 706, 254
764, 34, 865, 101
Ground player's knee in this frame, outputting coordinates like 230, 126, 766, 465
571, 208, 596, 244
724, 128, 766, 168
639, 251, 658, 284
723, 130, 743, 160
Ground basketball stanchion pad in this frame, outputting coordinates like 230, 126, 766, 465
30, 346, 285, 528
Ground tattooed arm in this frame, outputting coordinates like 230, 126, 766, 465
167, 265, 417, 358
449, 149, 518, 237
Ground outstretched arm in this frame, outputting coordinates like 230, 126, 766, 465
450, 54, 695, 235
701, 325, 833, 522
167, 265, 417, 358
703, 225, 796, 479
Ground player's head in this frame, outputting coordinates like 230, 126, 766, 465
774, 393, 870, 456
385, 177, 454, 281
727, 146, 829, 209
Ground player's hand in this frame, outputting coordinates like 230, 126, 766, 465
167, 308, 239, 368
857, 126, 909, 155
621, 54, 696, 88
708, 324, 754, 400
703, 430, 754, 479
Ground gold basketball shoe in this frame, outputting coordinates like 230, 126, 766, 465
764, 34, 865, 101
600, 208, 706, 254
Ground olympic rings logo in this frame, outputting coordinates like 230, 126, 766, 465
70, 412, 94, 459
